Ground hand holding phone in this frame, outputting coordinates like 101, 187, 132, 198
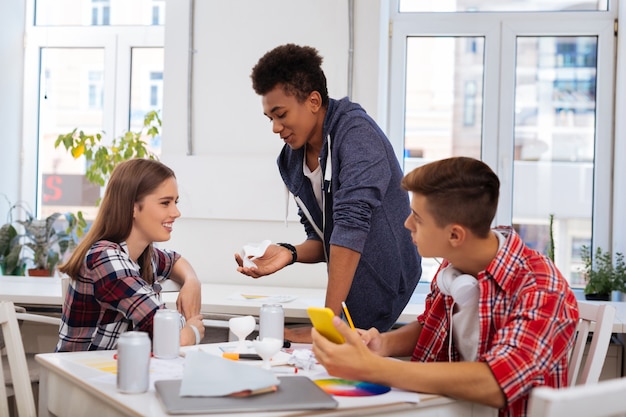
307, 307, 345, 344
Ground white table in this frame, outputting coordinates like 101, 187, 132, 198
35, 343, 497, 417
0, 276, 425, 325
0, 275, 64, 306
4, 276, 626, 332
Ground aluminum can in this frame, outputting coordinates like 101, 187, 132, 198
116, 331, 151, 394
259, 304, 284, 341
153, 309, 181, 359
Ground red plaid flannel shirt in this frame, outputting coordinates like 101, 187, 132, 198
413, 227, 579, 417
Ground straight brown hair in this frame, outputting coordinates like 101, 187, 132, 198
60, 158, 176, 284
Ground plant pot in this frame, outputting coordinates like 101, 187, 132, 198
611, 290, 626, 302
584, 293, 610, 301
27, 268, 53, 277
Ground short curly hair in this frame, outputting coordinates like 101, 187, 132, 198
251, 44, 329, 106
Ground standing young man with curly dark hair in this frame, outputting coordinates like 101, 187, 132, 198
235, 44, 422, 342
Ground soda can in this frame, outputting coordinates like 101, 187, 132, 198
259, 304, 284, 341
116, 331, 151, 394
153, 309, 181, 359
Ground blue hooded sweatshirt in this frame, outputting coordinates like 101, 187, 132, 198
277, 97, 422, 331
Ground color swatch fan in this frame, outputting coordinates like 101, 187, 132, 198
314, 378, 391, 397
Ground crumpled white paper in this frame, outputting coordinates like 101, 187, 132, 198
239, 239, 272, 268
288, 349, 317, 371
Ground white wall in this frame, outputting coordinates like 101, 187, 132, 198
0, 0, 25, 221
161, 0, 387, 287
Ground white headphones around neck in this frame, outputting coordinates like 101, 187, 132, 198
436, 264, 478, 307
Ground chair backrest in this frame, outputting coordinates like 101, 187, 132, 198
61, 276, 70, 301
0, 301, 36, 417
568, 301, 616, 386
528, 376, 626, 417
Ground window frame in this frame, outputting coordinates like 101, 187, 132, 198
21, 1, 164, 215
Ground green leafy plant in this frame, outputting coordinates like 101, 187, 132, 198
0, 222, 22, 276
52, 110, 160, 240
0, 197, 83, 276
580, 245, 626, 296
54, 110, 161, 188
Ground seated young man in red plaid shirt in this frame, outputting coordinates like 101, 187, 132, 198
311, 156, 579, 417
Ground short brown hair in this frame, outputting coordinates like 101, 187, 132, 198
401, 157, 499, 238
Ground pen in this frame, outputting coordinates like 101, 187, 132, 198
222, 352, 263, 360
272, 367, 299, 374
229, 385, 278, 397
341, 301, 355, 330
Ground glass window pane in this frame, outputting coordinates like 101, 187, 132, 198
403, 36, 484, 282
39, 48, 104, 220
35, 0, 165, 26
399, 0, 607, 12
129, 47, 164, 155
512, 36, 597, 288
404, 36, 483, 170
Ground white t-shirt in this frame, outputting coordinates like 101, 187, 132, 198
303, 158, 323, 209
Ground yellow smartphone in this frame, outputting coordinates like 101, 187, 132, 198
307, 306, 345, 344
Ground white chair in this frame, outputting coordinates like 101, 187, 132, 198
61, 276, 70, 301
528, 376, 626, 417
3, 305, 60, 416
0, 301, 37, 417
568, 301, 616, 386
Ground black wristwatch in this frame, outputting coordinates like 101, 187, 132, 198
276, 242, 297, 265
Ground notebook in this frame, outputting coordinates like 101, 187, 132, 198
155, 376, 338, 415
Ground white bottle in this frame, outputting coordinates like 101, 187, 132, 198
153, 309, 181, 359
116, 331, 151, 393
259, 304, 284, 341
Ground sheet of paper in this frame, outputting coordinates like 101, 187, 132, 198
228, 293, 298, 303
184, 342, 292, 367
84, 356, 186, 390
179, 350, 280, 397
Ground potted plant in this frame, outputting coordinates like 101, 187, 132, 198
16, 211, 81, 276
580, 245, 626, 301
0, 222, 23, 276
0, 198, 82, 276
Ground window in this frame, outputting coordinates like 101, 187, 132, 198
152, 1, 165, 26
87, 70, 104, 109
35, 0, 165, 26
129, 48, 164, 132
389, 1, 616, 287
91, 0, 110, 26
22, 1, 165, 220
398, 0, 608, 12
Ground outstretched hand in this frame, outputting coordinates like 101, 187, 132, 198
311, 316, 379, 381
234, 244, 291, 278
